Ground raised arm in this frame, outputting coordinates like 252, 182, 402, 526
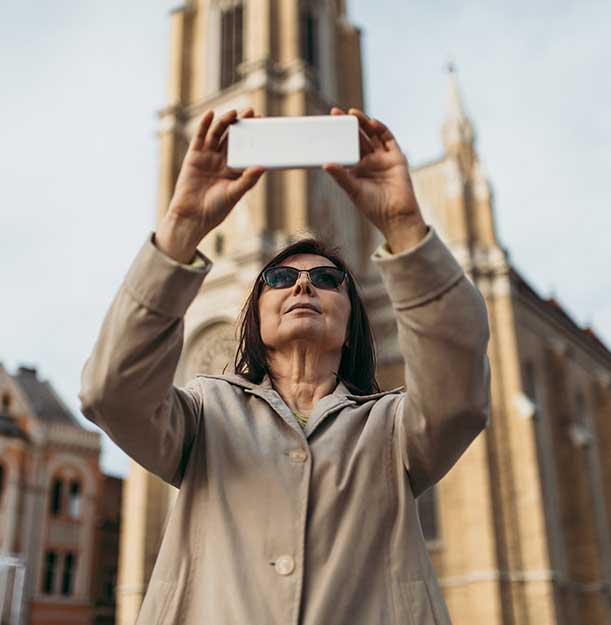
79, 236, 212, 488
372, 227, 491, 497
79, 107, 267, 487
324, 107, 491, 497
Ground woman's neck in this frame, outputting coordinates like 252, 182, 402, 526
267, 349, 340, 416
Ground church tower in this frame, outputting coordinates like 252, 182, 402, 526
116, 2, 377, 623
115, 4, 611, 623
408, 67, 611, 625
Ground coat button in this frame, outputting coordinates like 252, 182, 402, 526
288, 449, 307, 462
275, 555, 295, 575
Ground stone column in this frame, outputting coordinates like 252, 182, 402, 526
483, 273, 558, 625
116, 463, 171, 625
74, 492, 96, 598
1, 471, 19, 555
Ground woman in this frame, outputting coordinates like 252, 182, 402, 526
80, 106, 491, 625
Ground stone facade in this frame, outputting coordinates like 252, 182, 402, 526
116, 2, 611, 624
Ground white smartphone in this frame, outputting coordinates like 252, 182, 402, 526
227, 115, 360, 170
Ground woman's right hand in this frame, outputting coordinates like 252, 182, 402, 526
156, 107, 266, 263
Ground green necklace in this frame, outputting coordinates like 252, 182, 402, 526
292, 409, 308, 429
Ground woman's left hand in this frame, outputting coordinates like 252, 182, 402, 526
323, 107, 427, 248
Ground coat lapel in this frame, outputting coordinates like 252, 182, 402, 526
198, 372, 305, 437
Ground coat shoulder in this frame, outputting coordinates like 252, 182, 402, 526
190, 372, 254, 391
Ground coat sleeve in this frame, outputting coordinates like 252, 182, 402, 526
79, 233, 213, 489
371, 226, 491, 498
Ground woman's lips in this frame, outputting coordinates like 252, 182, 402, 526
286, 303, 321, 313
288, 307, 320, 314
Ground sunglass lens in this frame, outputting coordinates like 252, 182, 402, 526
263, 266, 345, 289
265, 267, 296, 288
311, 267, 344, 289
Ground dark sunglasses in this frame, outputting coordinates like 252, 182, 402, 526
261, 265, 347, 290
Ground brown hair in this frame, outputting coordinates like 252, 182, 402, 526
232, 238, 380, 395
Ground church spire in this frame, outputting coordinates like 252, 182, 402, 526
442, 62, 475, 160
443, 62, 475, 173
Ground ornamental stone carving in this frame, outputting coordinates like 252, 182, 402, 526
186, 322, 238, 379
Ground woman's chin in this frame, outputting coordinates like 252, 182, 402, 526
273, 328, 334, 348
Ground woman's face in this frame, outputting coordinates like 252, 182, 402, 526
258, 253, 351, 356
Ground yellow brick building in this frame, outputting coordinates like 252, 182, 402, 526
116, 2, 611, 624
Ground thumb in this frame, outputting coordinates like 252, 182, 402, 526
226, 166, 266, 205
323, 163, 359, 201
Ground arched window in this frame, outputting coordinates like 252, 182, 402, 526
42, 551, 58, 594
61, 552, 77, 595
50, 478, 63, 516
1, 391, 10, 412
220, 3, 244, 89
299, 5, 319, 68
215, 232, 225, 256
68, 480, 82, 519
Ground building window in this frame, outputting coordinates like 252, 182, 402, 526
417, 485, 440, 542
61, 552, 76, 595
569, 389, 592, 447
215, 233, 225, 256
519, 360, 540, 420
42, 551, 58, 594
68, 480, 82, 519
50, 478, 63, 516
103, 566, 116, 602
220, 4, 244, 90
299, 7, 318, 68
524, 361, 537, 403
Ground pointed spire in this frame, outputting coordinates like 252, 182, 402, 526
442, 62, 474, 155
446, 61, 465, 121
335, 0, 347, 15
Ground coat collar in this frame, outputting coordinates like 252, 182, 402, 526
197, 372, 404, 439
198, 372, 404, 402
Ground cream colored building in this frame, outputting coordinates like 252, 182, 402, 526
116, 1, 611, 624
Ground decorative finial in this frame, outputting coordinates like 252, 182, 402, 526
446, 60, 457, 74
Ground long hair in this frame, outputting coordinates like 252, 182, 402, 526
233, 238, 380, 395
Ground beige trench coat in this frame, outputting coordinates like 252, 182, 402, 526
79, 225, 491, 625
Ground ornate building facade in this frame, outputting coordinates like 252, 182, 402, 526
0, 365, 122, 625
116, 1, 611, 624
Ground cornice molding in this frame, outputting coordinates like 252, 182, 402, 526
46, 424, 101, 452
477, 273, 511, 298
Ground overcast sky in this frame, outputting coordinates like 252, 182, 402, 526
1, 0, 609, 479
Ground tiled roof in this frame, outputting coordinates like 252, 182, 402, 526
12, 366, 81, 427
510, 267, 611, 363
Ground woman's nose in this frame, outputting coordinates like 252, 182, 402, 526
292, 272, 314, 294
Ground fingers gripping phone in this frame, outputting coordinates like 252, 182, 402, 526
227, 115, 360, 170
